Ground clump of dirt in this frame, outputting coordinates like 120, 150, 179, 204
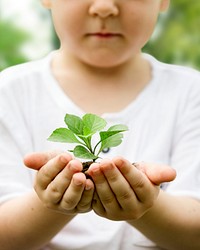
82, 161, 93, 173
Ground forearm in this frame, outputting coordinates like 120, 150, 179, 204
129, 190, 200, 250
0, 191, 75, 250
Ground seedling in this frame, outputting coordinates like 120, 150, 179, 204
48, 113, 128, 171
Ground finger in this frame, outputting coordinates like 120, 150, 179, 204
59, 172, 86, 211
92, 192, 105, 217
88, 163, 120, 214
36, 156, 79, 190
100, 159, 138, 210
113, 157, 159, 204
134, 162, 176, 185
44, 159, 83, 204
24, 150, 67, 170
76, 178, 95, 212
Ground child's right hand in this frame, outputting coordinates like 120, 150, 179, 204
24, 152, 95, 215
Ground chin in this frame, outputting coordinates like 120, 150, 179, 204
81, 56, 129, 69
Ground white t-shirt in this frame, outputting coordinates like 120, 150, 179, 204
0, 53, 200, 250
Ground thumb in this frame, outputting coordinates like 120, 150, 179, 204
23, 150, 64, 170
136, 162, 176, 185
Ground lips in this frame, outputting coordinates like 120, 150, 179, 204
94, 33, 119, 37
87, 32, 122, 39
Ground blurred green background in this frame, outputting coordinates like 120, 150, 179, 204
1, 1, 200, 71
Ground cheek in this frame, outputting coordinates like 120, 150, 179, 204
125, 10, 159, 46
51, 7, 84, 43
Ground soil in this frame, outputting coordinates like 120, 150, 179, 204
82, 161, 93, 172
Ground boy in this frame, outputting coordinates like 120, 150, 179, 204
0, 0, 200, 249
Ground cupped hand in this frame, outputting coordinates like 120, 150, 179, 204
87, 157, 176, 221
24, 152, 95, 214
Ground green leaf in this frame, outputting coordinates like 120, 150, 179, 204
73, 145, 98, 160
64, 114, 84, 135
100, 133, 123, 151
100, 124, 128, 142
83, 126, 92, 137
100, 131, 121, 142
82, 114, 107, 135
47, 128, 81, 143
108, 124, 128, 132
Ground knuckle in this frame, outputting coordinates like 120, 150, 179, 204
134, 178, 145, 189
48, 184, 62, 202
108, 173, 118, 182
61, 198, 77, 210
101, 195, 113, 204
41, 167, 53, 181
118, 190, 132, 201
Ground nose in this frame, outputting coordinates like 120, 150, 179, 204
89, 0, 119, 18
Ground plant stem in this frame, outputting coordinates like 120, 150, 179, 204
93, 140, 102, 156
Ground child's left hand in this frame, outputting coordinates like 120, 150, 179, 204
87, 157, 176, 221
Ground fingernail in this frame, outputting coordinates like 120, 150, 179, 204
132, 162, 139, 167
85, 184, 92, 191
73, 178, 83, 186
132, 162, 145, 173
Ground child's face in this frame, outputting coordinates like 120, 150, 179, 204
42, 0, 169, 68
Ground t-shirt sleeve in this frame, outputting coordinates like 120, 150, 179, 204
166, 78, 200, 200
0, 73, 34, 205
